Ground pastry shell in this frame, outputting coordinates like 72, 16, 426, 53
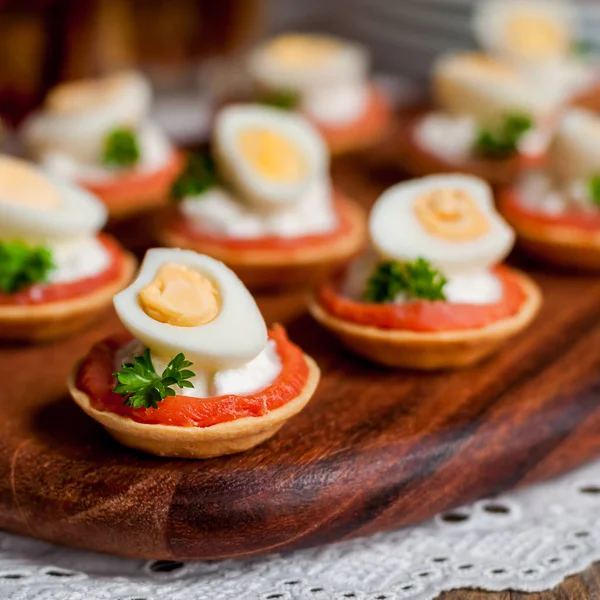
499, 200, 600, 271
0, 252, 136, 342
68, 354, 321, 459
309, 270, 542, 370
394, 112, 542, 186
156, 196, 367, 290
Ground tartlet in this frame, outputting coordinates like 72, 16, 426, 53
69, 248, 320, 458
498, 109, 600, 270
393, 52, 557, 185
156, 104, 367, 290
247, 33, 393, 155
0, 156, 135, 341
22, 70, 181, 219
311, 174, 542, 369
473, 0, 600, 113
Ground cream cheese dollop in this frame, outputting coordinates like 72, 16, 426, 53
180, 179, 337, 239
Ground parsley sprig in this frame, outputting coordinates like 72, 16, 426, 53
113, 350, 195, 409
365, 258, 447, 303
0, 241, 55, 293
171, 152, 218, 202
589, 176, 600, 206
102, 127, 140, 167
258, 89, 301, 110
474, 113, 533, 160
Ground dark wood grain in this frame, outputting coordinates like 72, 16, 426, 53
1, 156, 600, 564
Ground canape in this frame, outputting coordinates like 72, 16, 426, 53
68, 248, 320, 458
396, 52, 559, 185
22, 70, 184, 219
499, 109, 600, 270
0, 156, 135, 341
247, 33, 393, 155
156, 104, 366, 290
473, 0, 600, 112
310, 174, 542, 369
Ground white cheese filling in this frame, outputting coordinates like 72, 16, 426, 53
515, 172, 599, 216
414, 112, 551, 163
342, 250, 503, 306
48, 236, 111, 284
39, 121, 173, 183
115, 339, 282, 399
180, 178, 338, 239
301, 80, 370, 126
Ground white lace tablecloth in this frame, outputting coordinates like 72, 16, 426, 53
3, 458, 600, 600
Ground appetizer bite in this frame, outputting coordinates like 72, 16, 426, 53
0, 156, 135, 341
473, 0, 600, 112
398, 52, 558, 185
247, 33, 392, 155
311, 174, 542, 369
69, 248, 320, 458
23, 71, 184, 219
499, 109, 600, 270
157, 105, 366, 290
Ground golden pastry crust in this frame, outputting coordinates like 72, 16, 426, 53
309, 270, 542, 370
68, 354, 321, 458
156, 196, 367, 290
394, 112, 541, 186
0, 252, 137, 342
501, 206, 600, 271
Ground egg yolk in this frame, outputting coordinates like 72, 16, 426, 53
139, 263, 220, 327
414, 188, 490, 242
46, 75, 124, 114
505, 12, 567, 60
0, 158, 61, 210
267, 34, 341, 67
238, 128, 307, 183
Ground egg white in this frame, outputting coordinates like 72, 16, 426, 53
549, 108, 600, 184
113, 249, 268, 371
248, 33, 369, 93
23, 70, 152, 164
0, 156, 107, 245
433, 52, 559, 125
212, 104, 328, 211
369, 174, 515, 275
472, 0, 576, 66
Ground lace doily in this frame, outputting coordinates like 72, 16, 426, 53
3, 458, 600, 600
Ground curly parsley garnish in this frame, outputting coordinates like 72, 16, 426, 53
474, 113, 533, 160
171, 152, 218, 202
589, 176, 600, 206
365, 258, 447, 303
102, 127, 140, 167
258, 89, 301, 110
0, 241, 55, 293
113, 350, 195, 409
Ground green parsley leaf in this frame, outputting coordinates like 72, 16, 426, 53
574, 40, 593, 58
475, 113, 533, 160
364, 258, 447, 303
258, 89, 301, 110
171, 152, 218, 202
589, 175, 600, 206
0, 241, 55, 293
102, 127, 140, 167
113, 349, 195, 410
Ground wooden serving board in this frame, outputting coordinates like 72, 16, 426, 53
2, 159, 600, 561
